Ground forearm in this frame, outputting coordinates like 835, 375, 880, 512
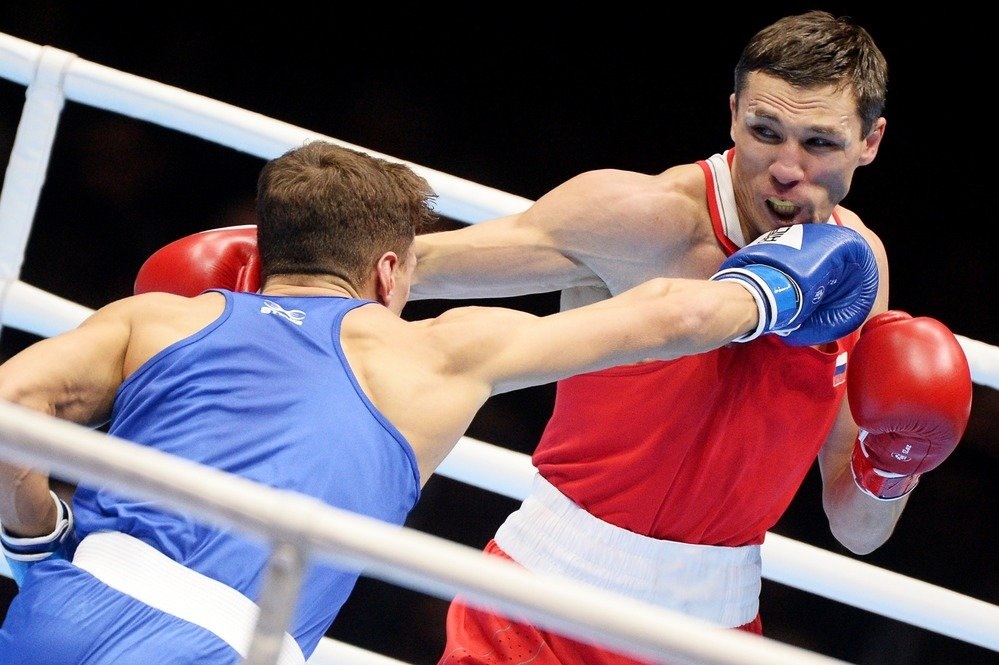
411, 231, 501, 299
0, 461, 56, 537
0, 391, 77, 583
569, 278, 760, 365
0, 340, 93, 535
0, 373, 59, 536
0, 480, 75, 586
821, 452, 904, 554
644, 279, 760, 355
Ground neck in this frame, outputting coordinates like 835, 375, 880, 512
260, 274, 368, 299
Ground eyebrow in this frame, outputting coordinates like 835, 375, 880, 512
747, 110, 847, 137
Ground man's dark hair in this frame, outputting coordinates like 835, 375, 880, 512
735, 11, 888, 136
256, 140, 438, 284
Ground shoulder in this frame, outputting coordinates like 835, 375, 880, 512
407, 305, 530, 344
555, 164, 705, 211
397, 306, 539, 373
93, 291, 225, 323
100, 292, 228, 371
339, 306, 519, 409
537, 164, 709, 249
834, 205, 890, 314
834, 206, 887, 258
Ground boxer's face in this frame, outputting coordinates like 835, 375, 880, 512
728, 71, 884, 242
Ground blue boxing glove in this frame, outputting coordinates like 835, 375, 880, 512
710, 223, 878, 346
1, 491, 77, 586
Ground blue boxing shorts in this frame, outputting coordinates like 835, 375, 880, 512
0, 559, 242, 664
0, 532, 304, 665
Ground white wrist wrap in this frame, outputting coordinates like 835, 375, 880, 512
1, 490, 74, 560
851, 432, 920, 501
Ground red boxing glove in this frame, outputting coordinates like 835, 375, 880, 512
847, 311, 973, 500
134, 225, 261, 296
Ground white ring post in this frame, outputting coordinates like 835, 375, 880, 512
0, 45, 75, 334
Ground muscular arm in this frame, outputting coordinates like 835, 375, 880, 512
462, 277, 759, 394
390, 277, 759, 481
376, 220, 875, 485
412, 168, 700, 300
412, 213, 592, 299
0, 303, 130, 536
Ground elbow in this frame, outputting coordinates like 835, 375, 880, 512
0, 381, 33, 411
0, 381, 19, 407
826, 502, 899, 555
830, 525, 887, 556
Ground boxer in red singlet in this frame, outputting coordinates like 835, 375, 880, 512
412, 12, 972, 664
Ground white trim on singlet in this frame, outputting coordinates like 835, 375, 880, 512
705, 151, 746, 248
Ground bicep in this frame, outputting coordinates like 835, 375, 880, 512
0, 307, 130, 425
414, 215, 599, 299
414, 171, 661, 300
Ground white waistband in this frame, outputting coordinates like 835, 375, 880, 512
495, 474, 762, 627
74, 531, 305, 665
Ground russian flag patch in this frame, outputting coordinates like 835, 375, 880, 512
833, 352, 848, 387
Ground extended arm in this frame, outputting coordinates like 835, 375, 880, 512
412, 213, 590, 299
412, 169, 685, 300
460, 222, 878, 394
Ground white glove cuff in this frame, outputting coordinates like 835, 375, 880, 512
851, 433, 920, 501
712, 269, 768, 342
0, 490, 74, 558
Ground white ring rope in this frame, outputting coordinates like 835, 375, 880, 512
0, 401, 850, 665
0, 31, 996, 663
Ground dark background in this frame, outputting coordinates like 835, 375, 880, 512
0, 3, 995, 664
